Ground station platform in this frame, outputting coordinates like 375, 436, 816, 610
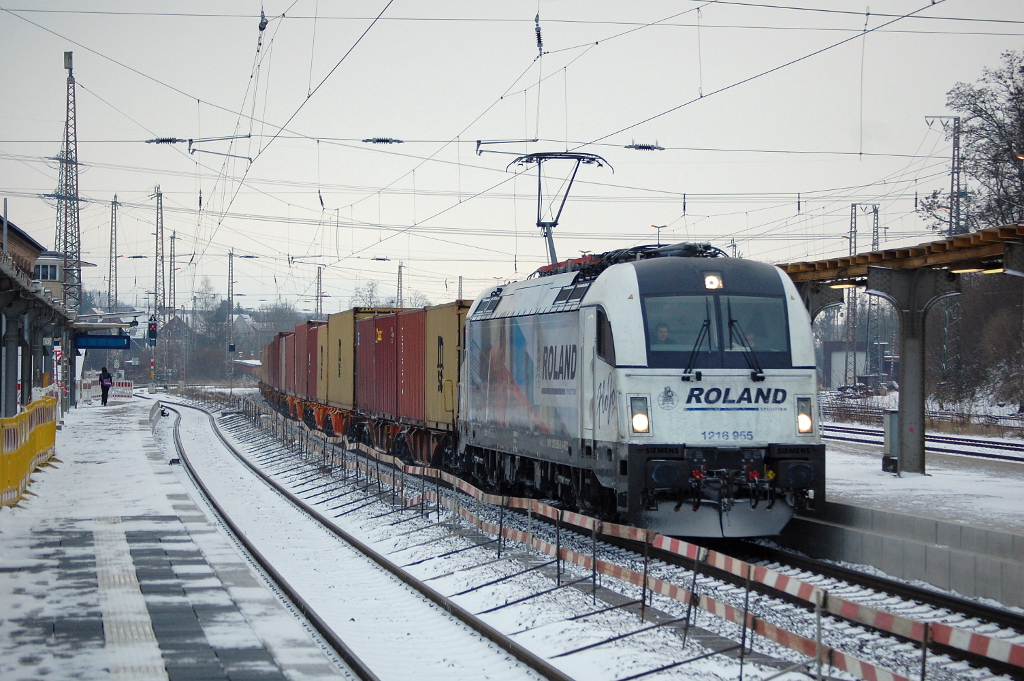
0, 395, 349, 681
779, 431, 1024, 609
823, 431, 1024, 536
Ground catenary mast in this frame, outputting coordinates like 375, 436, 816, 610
54, 52, 82, 311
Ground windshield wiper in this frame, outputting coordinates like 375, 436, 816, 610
727, 299, 765, 382
683, 298, 713, 381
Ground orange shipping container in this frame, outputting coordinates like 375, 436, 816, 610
423, 301, 471, 429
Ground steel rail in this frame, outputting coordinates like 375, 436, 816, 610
822, 425, 1024, 463
653, 534, 1024, 678
199, 391, 1024, 678
516, 509, 1024, 680
732, 540, 1024, 635
171, 400, 577, 681
825, 423, 1024, 452
162, 405, 382, 681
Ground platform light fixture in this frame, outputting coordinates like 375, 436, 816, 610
828, 281, 857, 289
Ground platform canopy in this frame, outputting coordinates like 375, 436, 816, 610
778, 222, 1024, 283
776, 221, 1024, 477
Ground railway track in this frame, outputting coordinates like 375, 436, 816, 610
515, 509, 1024, 681
822, 424, 1024, 464
161, 401, 559, 681
162, 405, 378, 681
186, 390, 1023, 681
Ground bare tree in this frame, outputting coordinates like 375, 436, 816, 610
350, 280, 382, 307
919, 51, 1024, 231
349, 280, 432, 308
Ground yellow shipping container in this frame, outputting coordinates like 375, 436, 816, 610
423, 301, 471, 430
325, 307, 402, 409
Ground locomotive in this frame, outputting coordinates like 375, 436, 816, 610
260, 243, 825, 538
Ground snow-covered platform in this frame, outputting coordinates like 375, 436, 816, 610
778, 432, 1024, 608
823, 431, 1024, 535
0, 395, 349, 681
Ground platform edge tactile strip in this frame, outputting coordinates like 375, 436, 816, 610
93, 515, 170, 680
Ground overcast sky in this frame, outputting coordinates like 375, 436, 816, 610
1, 1, 1022, 313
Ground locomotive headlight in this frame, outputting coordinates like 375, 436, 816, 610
796, 397, 814, 434
703, 271, 723, 290
630, 396, 650, 433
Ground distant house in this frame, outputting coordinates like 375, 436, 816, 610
231, 313, 258, 335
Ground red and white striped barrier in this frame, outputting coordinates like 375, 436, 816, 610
266, 405, 1024, 676
111, 380, 133, 398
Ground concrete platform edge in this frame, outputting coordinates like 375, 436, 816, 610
783, 502, 1023, 609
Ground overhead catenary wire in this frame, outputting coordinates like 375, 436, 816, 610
1, 1, 979, 304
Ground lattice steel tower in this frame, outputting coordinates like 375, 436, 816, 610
227, 250, 234, 382
861, 205, 882, 377
54, 52, 83, 311
316, 266, 323, 319
926, 116, 966, 385
843, 205, 860, 385
154, 186, 165, 379
107, 195, 118, 311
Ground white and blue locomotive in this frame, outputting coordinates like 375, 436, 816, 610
457, 243, 824, 537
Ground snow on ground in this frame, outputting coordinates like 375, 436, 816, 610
824, 438, 1024, 535
166, 403, 546, 681
0, 397, 351, 681
185, 400, 832, 681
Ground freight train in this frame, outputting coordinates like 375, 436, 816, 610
260, 243, 825, 537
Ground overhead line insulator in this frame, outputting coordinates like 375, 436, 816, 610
624, 141, 665, 151
535, 13, 543, 56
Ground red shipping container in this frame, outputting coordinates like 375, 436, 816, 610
277, 333, 290, 391
264, 335, 276, 387
269, 336, 277, 390
306, 322, 324, 400
397, 310, 426, 422
292, 323, 308, 397
267, 336, 278, 390
283, 333, 295, 396
374, 315, 397, 416
355, 317, 375, 411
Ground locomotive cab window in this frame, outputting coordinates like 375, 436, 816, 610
596, 309, 616, 365
643, 294, 791, 370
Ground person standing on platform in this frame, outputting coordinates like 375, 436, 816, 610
99, 367, 113, 406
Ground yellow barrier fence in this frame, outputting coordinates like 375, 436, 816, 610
0, 397, 58, 507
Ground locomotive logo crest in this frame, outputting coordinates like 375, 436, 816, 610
658, 386, 678, 410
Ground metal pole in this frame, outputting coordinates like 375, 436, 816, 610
227, 249, 234, 391
739, 565, 752, 681
682, 547, 701, 646
641, 531, 649, 622
920, 622, 929, 681
497, 498, 505, 559
815, 590, 824, 681
555, 510, 562, 587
